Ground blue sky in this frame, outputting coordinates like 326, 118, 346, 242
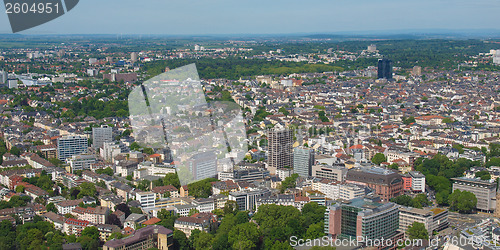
1, 0, 500, 35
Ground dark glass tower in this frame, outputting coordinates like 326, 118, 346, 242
377, 58, 393, 79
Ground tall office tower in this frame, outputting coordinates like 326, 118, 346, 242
377, 58, 393, 80
267, 125, 293, 169
0, 70, 7, 84
57, 135, 88, 160
189, 151, 217, 181
92, 125, 113, 149
131, 52, 138, 63
293, 147, 314, 177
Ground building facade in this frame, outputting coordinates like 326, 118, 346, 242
325, 197, 400, 241
293, 147, 315, 177
268, 126, 293, 169
103, 225, 173, 250
452, 177, 497, 212
57, 135, 88, 160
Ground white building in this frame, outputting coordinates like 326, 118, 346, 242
409, 171, 426, 193
339, 183, 366, 200
67, 154, 96, 173
92, 125, 113, 149
136, 192, 155, 209
276, 168, 292, 181
192, 198, 215, 213
100, 141, 124, 162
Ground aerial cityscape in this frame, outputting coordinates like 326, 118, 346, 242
0, 1, 500, 250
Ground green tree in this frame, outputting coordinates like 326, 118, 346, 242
371, 153, 387, 165
391, 195, 413, 207
10, 146, 21, 156
475, 170, 491, 180
95, 167, 114, 176
228, 222, 261, 250
172, 230, 189, 250
449, 190, 477, 213
193, 231, 214, 250
411, 194, 431, 208
15, 185, 24, 193
81, 226, 100, 241
77, 182, 97, 199
157, 209, 178, 229
402, 116, 416, 125
46, 203, 58, 213
279, 107, 289, 116
187, 178, 218, 198
407, 222, 429, 240
280, 174, 299, 193
305, 222, 325, 239
223, 200, 238, 215
188, 208, 200, 216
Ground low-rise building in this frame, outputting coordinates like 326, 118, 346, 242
136, 191, 155, 209
151, 185, 179, 199
103, 225, 173, 250
71, 206, 109, 224
174, 213, 218, 237
399, 207, 449, 235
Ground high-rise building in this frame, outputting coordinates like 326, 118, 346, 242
92, 125, 113, 149
189, 151, 217, 181
412, 66, 422, 76
493, 50, 500, 65
57, 135, 88, 160
130, 52, 138, 62
377, 58, 393, 80
268, 126, 293, 169
0, 70, 7, 84
325, 197, 400, 241
293, 147, 314, 177
100, 141, 128, 162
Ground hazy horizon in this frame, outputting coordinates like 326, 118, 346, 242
1, 0, 500, 35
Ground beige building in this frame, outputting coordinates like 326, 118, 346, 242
174, 213, 218, 237
452, 177, 497, 212
399, 207, 449, 235
312, 164, 346, 182
103, 225, 173, 250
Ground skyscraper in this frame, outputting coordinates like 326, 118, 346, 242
57, 135, 88, 160
267, 125, 293, 169
377, 58, 393, 80
189, 151, 217, 181
92, 125, 113, 149
293, 147, 314, 177
0, 70, 7, 84
131, 52, 138, 63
